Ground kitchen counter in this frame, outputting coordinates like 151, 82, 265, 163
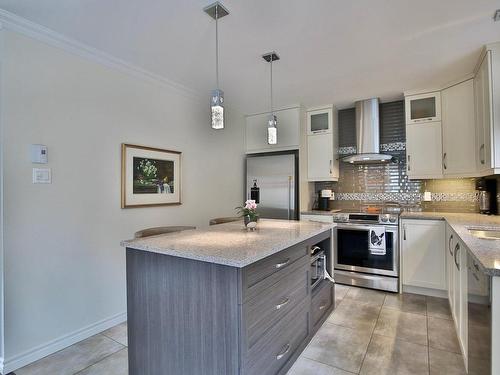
300, 209, 341, 216
121, 219, 334, 268
401, 212, 500, 276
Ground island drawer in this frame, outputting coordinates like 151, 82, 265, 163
311, 280, 334, 329
242, 255, 309, 350
241, 242, 309, 302
242, 303, 309, 375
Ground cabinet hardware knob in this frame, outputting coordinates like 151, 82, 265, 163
275, 258, 290, 269
276, 344, 291, 360
275, 297, 290, 310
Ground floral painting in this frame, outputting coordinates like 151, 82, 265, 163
122, 144, 181, 208
133, 158, 175, 194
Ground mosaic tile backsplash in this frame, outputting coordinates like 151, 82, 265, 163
314, 100, 499, 213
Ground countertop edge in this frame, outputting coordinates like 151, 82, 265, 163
121, 225, 334, 268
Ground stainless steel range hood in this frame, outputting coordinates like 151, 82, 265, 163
342, 98, 393, 164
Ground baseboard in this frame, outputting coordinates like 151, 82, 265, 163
402, 285, 448, 299
2, 311, 126, 374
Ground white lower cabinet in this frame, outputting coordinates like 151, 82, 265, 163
404, 221, 468, 368
401, 219, 446, 290
446, 224, 468, 367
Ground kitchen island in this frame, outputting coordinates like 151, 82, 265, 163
121, 219, 335, 375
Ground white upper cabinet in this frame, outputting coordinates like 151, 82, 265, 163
473, 43, 500, 176
406, 121, 443, 179
245, 107, 301, 154
441, 79, 476, 176
307, 107, 332, 135
306, 106, 339, 181
474, 50, 494, 174
405, 91, 441, 125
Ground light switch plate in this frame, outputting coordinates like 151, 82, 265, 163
33, 168, 51, 184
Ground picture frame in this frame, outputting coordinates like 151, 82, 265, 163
121, 143, 182, 208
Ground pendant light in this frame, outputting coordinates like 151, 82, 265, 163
262, 52, 280, 144
204, 2, 229, 130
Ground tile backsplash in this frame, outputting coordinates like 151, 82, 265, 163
313, 100, 498, 213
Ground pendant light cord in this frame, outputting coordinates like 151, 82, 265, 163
270, 56, 273, 115
215, 5, 219, 90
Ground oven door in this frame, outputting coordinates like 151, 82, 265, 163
334, 224, 399, 277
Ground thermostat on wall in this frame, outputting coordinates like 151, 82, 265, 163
31, 144, 48, 164
33, 168, 51, 184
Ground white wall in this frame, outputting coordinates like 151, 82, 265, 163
0, 30, 245, 372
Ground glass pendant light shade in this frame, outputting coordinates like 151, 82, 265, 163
263, 51, 280, 145
211, 89, 224, 129
267, 114, 277, 145
205, 2, 229, 130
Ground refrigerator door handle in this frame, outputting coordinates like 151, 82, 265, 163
287, 176, 292, 220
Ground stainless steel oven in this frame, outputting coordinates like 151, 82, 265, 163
333, 213, 399, 292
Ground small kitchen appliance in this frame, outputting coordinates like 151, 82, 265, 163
318, 189, 333, 211
476, 178, 497, 215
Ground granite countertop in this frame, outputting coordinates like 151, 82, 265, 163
401, 212, 500, 276
301, 209, 341, 216
121, 219, 334, 268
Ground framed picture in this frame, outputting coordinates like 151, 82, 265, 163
121, 143, 181, 208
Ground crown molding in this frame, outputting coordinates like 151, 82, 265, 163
0, 9, 204, 102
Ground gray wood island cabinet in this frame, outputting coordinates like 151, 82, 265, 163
121, 219, 335, 375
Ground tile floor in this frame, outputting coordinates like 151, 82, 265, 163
14, 285, 466, 375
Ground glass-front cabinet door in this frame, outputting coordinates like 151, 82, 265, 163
405, 91, 441, 124
307, 107, 332, 135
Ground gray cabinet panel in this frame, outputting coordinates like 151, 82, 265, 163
126, 249, 240, 375
243, 255, 309, 351
243, 303, 310, 375
311, 281, 334, 331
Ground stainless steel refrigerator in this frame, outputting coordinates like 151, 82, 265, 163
245, 151, 299, 220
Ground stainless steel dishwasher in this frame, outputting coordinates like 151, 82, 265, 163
467, 252, 491, 375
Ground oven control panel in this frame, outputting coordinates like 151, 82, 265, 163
332, 213, 399, 225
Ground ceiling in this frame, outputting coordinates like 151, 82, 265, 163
1, 0, 499, 113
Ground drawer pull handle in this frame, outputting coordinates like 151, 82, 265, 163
275, 297, 290, 310
275, 258, 290, 269
319, 302, 327, 310
473, 261, 480, 272
448, 234, 454, 256
473, 273, 480, 282
276, 344, 291, 360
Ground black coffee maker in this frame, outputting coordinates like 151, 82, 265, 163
317, 189, 332, 211
476, 178, 497, 215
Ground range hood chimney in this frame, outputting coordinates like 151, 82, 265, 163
342, 98, 393, 164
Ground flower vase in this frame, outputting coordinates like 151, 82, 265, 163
244, 215, 258, 231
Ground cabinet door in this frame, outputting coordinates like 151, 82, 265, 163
406, 122, 443, 179
307, 108, 332, 135
245, 107, 300, 153
402, 220, 446, 290
459, 240, 468, 360
474, 51, 493, 172
446, 225, 455, 305
442, 80, 476, 176
405, 92, 441, 124
307, 134, 336, 181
